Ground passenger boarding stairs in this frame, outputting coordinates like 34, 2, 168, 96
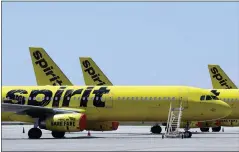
164, 101, 184, 138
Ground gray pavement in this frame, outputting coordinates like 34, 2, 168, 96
2, 125, 239, 151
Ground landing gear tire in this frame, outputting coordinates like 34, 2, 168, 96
52, 131, 65, 138
28, 128, 42, 139
150, 125, 162, 134
212, 126, 221, 132
183, 131, 192, 138
200, 127, 209, 132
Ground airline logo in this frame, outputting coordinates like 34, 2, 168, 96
82, 60, 106, 86
33, 50, 63, 86
211, 89, 220, 96
210, 67, 232, 89
3, 87, 110, 108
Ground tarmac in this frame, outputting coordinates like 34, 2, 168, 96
2, 125, 239, 151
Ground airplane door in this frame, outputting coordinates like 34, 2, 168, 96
102, 93, 113, 108
178, 88, 189, 109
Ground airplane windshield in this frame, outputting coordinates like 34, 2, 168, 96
200, 95, 218, 101
200, 95, 205, 101
206, 95, 212, 100
211, 95, 219, 100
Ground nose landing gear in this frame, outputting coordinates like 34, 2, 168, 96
150, 125, 162, 134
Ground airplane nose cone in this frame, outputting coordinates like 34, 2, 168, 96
213, 100, 232, 119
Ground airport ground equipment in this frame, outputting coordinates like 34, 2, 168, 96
163, 101, 192, 138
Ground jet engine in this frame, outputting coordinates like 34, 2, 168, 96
39, 113, 86, 132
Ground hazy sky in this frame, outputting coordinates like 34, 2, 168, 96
2, 2, 239, 88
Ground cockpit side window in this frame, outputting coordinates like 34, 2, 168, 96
200, 95, 205, 101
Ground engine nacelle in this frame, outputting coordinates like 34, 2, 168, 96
219, 119, 239, 126
85, 121, 119, 131
39, 113, 86, 132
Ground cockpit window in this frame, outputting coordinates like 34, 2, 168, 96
211, 95, 219, 100
200, 95, 205, 101
206, 95, 212, 100
200, 95, 218, 101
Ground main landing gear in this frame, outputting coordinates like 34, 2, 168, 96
28, 128, 42, 139
28, 119, 42, 139
27, 119, 65, 139
200, 127, 209, 132
51, 131, 65, 138
212, 126, 221, 132
200, 126, 221, 132
150, 124, 162, 134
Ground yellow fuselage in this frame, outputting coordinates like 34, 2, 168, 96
2, 86, 231, 124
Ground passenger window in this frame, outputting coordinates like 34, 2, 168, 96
200, 95, 205, 101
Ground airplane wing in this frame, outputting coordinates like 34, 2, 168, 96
2, 103, 85, 118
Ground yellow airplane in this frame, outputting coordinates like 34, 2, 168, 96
29, 48, 235, 134
79, 57, 239, 133
1, 48, 231, 139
